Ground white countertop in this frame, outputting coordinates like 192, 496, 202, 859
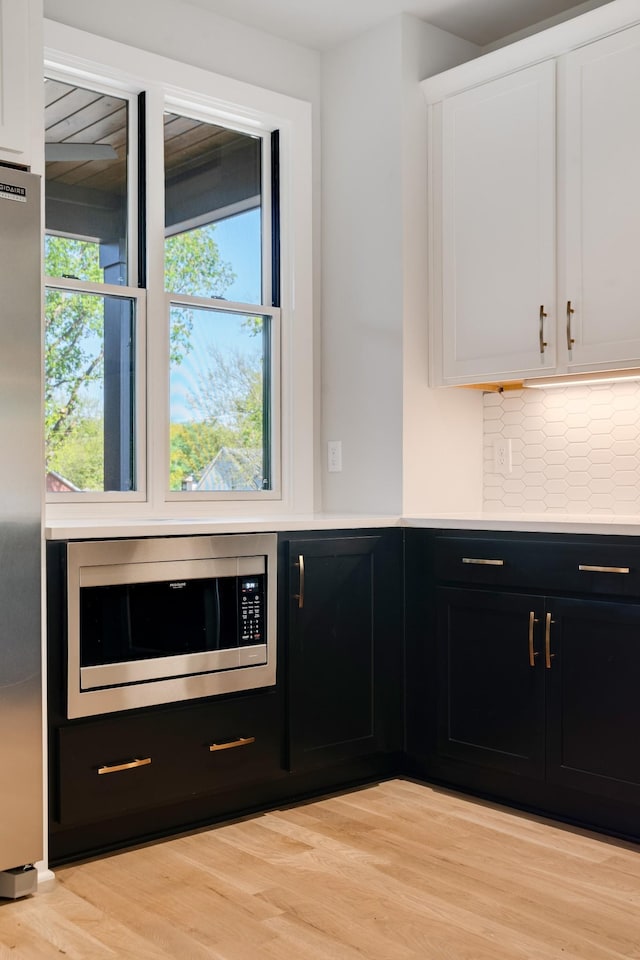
44, 514, 402, 540
404, 514, 640, 536
45, 512, 640, 539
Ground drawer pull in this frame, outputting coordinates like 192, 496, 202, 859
209, 736, 256, 753
97, 757, 151, 776
578, 564, 630, 575
528, 611, 539, 667
462, 558, 504, 566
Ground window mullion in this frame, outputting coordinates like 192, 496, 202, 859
144, 86, 170, 514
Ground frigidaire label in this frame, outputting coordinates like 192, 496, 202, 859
0, 182, 26, 202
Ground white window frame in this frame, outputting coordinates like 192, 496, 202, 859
43, 278, 148, 503
44, 20, 314, 522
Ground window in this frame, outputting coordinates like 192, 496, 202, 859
44, 79, 141, 495
44, 23, 313, 518
163, 112, 278, 495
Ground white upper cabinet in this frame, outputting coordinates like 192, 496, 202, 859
425, 2, 640, 386
562, 23, 640, 372
0, 0, 40, 166
439, 61, 556, 383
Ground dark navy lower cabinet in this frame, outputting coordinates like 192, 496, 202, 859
47, 526, 640, 863
409, 529, 640, 843
282, 529, 404, 772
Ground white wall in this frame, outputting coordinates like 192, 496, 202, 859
321, 14, 483, 515
400, 17, 483, 515
321, 17, 405, 514
482, 0, 613, 51
43, 0, 321, 103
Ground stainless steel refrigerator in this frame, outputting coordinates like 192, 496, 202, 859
0, 166, 43, 877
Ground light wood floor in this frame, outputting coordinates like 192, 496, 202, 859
1, 779, 639, 959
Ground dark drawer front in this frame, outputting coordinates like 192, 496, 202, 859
434, 536, 640, 597
550, 543, 640, 597
434, 538, 548, 590
56, 692, 283, 825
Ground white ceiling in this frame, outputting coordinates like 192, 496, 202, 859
183, 0, 609, 50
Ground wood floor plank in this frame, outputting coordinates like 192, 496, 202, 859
1, 780, 639, 959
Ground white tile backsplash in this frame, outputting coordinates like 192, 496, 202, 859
482, 383, 640, 515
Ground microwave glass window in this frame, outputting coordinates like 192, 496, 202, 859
79, 574, 265, 667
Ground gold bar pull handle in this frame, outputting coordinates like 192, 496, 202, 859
209, 736, 256, 753
578, 564, 630, 575
462, 558, 504, 566
98, 757, 151, 776
566, 300, 575, 350
528, 611, 539, 667
545, 612, 555, 670
294, 554, 305, 609
539, 305, 548, 354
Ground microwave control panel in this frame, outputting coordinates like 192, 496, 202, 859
239, 576, 264, 644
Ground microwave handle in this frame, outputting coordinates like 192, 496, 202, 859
204, 580, 222, 650
215, 579, 221, 645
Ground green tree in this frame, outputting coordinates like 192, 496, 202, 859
169, 420, 233, 491
174, 339, 265, 491
48, 413, 104, 490
44, 238, 103, 473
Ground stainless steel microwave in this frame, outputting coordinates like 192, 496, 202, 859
66, 533, 277, 719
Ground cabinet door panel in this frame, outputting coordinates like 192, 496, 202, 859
440, 60, 556, 383
287, 534, 402, 771
547, 598, 640, 803
437, 588, 546, 777
563, 24, 640, 368
0, 0, 31, 159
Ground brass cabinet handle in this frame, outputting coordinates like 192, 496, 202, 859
545, 612, 555, 670
539, 305, 548, 354
294, 554, 305, 608
528, 611, 539, 667
462, 558, 504, 566
578, 564, 630, 575
98, 757, 151, 775
566, 300, 575, 350
209, 736, 255, 752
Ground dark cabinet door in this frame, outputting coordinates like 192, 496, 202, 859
286, 532, 402, 771
437, 587, 546, 778
546, 597, 640, 805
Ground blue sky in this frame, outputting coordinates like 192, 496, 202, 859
213, 207, 261, 305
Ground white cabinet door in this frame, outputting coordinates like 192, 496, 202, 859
0, 0, 33, 162
439, 60, 556, 384
562, 24, 640, 371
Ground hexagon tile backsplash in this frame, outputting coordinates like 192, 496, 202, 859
483, 382, 640, 516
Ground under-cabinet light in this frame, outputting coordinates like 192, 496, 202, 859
523, 369, 640, 389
